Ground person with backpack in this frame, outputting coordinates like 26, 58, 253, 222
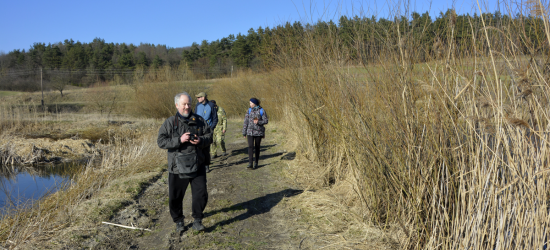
157, 92, 212, 233
209, 100, 227, 159
194, 92, 218, 173
242, 97, 268, 169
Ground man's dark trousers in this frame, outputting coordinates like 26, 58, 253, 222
168, 170, 208, 223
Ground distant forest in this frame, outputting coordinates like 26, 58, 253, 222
0, 9, 547, 91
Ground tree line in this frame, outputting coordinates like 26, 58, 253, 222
0, 9, 547, 91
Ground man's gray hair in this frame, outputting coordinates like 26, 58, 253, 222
174, 92, 191, 104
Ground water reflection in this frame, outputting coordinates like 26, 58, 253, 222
0, 161, 83, 212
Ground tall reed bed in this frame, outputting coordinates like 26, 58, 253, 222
0, 101, 51, 136
264, 6, 550, 249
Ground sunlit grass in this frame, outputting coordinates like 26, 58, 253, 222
0, 91, 21, 97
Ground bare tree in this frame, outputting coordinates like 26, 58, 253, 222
49, 78, 66, 97
49, 70, 69, 97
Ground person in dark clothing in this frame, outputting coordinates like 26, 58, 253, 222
242, 98, 268, 169
157, 92, 213, 233
194, 92, 218, 173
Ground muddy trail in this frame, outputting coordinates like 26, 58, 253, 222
74, 120, 305, 250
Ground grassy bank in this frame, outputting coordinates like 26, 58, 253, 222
0, 115, 165, 247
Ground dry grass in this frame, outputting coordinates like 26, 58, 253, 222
209, 69, 282, 120
132, 80, 212, 119
0, 120, 164, 248
249, 4, 550, 249
0, 89, 167, 248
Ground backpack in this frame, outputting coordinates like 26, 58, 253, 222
248, 107, 264, 116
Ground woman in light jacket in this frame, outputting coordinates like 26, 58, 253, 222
242, 98, 268, 169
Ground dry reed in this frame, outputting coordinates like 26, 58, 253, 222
256, 4, 550, 249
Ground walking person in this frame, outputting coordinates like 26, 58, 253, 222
210, 100, 227, 159
194, 92, 218, 173
157, 92, 212, 232
242, 98, 268, 169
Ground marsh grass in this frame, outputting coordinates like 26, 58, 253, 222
0, 122, 165, 248
0, 87, 168, 247
240, 4, 550, 249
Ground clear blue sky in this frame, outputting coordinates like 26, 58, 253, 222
0, 0, 505, 53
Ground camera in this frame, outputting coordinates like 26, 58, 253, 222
188, 133, 198, 141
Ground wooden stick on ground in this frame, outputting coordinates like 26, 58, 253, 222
101, 221, 152, 231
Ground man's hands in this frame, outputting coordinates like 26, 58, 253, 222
180, 132, 201, 144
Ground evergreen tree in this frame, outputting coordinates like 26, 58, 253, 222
42, 44, 62, 69
136, 51, 149, 67
118, 43, 135, 69
152, 55, 163, 68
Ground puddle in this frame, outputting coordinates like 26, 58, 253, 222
0, 161, 84, 212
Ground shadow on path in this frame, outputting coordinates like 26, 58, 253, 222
211, 145, 283, 170
204, 189, 303, 232
229, 144, 277, 156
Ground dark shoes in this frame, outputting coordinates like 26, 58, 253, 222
254, 162, 258, 169
177, 219, 205, 232
176, 221, 185, 232
213, 153, 227, 159
192, 219, 205, 231
247, 164, 253, 169
206, 165, 211, 173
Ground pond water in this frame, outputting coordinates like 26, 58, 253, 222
0, 161, 83, 212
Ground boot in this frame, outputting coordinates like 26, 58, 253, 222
192, 219, 205, 231
176, 221, 185, 232
254, 162, 258, 169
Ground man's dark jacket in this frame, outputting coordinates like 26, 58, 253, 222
157, 112, 213, 178
194, 99, 218, 130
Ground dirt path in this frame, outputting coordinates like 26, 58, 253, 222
80, 120, 304, 249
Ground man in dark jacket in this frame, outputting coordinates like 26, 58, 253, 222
157, 92, 213, 233
194, 92, 217, 173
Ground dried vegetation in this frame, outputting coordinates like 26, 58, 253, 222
213, 4, 550, 249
